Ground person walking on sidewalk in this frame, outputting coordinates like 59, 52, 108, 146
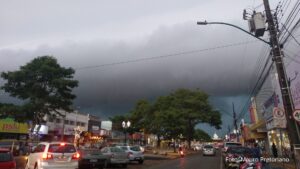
272, 142, 278, 158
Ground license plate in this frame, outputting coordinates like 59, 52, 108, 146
90, 159, 97, 162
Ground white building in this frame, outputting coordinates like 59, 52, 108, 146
44, 110, 89, 141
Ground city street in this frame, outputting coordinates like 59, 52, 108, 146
15, 151, 223, 169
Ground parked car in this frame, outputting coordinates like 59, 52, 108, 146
222, 142, 242, 153
0, 148, 16, 169
0, 139, 20, 156
117, 145, 144, 164
202, 144, 216, 156
78, 148, 108, 169
223, 146, 255, 169
192, 144, 202, 151
25, 142, 80, 169
100, 147, 129, 168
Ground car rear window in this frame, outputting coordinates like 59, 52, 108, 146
0, 152, 13, 162
226, 143, 242, 147
227, 147, 253, 155
130, 146, 141, 151
204, 145, 213, 148
48, 144, 76, 153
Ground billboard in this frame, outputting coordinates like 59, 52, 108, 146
0, 118, 29, 134
101, 121, 112, 130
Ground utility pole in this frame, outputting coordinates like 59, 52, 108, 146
232, 102, 238, 142
263, 0, 300, 164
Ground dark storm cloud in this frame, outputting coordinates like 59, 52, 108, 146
0, 21, 267, 119
0, 0, 284, 136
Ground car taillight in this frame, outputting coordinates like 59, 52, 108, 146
10, 161, 16, 169
72, 152, 80, 159
42, 153, 53, 160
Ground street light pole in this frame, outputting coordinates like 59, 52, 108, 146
122, 121, 131, 144
197, 2, 300, 167
197, 21, 271, 46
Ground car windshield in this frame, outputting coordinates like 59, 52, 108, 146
130, 146, 141, 151
0, 152, 13, 162
110, 147, 124, 153
119, 146, 128, 151
48, 144, 76, 153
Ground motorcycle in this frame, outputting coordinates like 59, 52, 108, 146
179, 150, 184, 157
239, 161, 262, 169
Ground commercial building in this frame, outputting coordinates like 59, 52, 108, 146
0, 118, 29, 140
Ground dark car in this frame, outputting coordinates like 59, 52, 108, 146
223, 146, 255, 169
0, 140, 20, 156
0, 148, 16, 169
78, 149, 108, 169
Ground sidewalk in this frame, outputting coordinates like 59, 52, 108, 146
269, 162, 296, 169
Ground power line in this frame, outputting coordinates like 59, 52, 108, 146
75, 40, 261, 71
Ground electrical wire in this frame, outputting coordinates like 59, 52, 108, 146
75, 40, 261, 71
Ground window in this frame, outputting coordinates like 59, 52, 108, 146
49, 117, 53, 122
64, 120, 69, 125
48, 144, 76, 153
56, 119, 61, 123
76, 122, 81, 126
0, 151, 13, 162
33, 144, 46, 153
69, 121, 74, 125
81, 123, 85, 127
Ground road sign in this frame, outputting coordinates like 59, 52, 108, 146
273, 107, 285, 119
293, 110, 300, 122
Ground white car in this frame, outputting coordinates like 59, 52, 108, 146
192, 144, 202, 151
25, 142, 80, 169
117, 145, 144, 164
202, 145, 216, 156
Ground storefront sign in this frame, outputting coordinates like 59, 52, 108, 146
273, 107, 285, 119
92, 126, 99, 131
0, 118, 28, 134
293, 110, 300, 122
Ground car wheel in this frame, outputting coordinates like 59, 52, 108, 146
101, 160, 108, 169
138, 160, 144, 164
122, 163, 127, 168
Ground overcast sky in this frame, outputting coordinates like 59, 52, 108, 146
1, 0, 294, 136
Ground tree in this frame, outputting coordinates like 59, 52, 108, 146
1, 56, 78, 127
194, 129, 212, 142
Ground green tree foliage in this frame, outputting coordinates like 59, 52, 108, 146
194, 129, 212, 142
124, 88, 222, 148
0, 56, 78, 124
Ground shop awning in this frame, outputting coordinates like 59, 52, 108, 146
249, 120, 266, 132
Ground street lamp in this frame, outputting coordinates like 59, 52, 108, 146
122, 121, 131, 144
196, 20, 271, 46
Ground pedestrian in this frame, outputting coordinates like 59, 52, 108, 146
272, 142, 278, 157
252, 143, 261, 160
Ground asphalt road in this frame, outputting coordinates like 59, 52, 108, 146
144, 151, 222, 169
15, 151, 222, 169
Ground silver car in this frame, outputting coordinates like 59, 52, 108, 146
202, 145, 216, 156
117, 146, 144, 164
25, 142, 79, 169
100, 147, 129, 168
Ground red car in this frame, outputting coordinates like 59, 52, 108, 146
0, 148, 16, 169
